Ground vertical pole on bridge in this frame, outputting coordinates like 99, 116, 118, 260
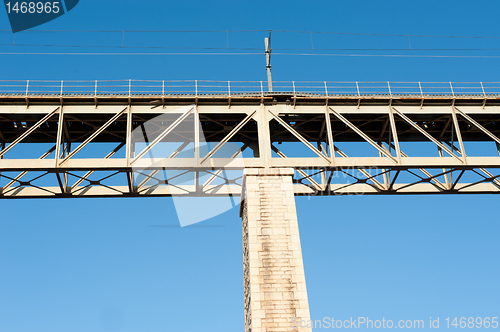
241, 168, 311, 332
265, 30, 273, 93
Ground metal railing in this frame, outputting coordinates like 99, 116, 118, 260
0, 80, 499, 97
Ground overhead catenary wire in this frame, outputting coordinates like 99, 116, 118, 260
4, 43, 500, 51
2, 28, 500, 39
271, 29, 500, 39
2, 52, 500, 58
2, 28, 500, 57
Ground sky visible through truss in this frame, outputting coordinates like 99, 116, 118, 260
0, 1, 500, 331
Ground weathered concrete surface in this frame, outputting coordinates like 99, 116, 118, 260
242, 168, 311, 332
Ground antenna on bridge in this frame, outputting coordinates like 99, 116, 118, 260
265, 30, 272, 92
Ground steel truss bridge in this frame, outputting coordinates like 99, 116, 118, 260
1, 80, 500, 199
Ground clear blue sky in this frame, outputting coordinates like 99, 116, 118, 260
1, 1, 500, 331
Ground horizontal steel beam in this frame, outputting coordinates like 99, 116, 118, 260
1, 177, 499, 198
2, 157, 500, 171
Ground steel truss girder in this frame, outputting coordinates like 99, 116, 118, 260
1, 95, 500, 198
0, 166, 499, 198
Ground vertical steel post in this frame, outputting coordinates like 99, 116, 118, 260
25, 80, 29, 107
265, 30, 272, 92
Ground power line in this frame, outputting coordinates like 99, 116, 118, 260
0, 51, 271, 55
0, 43, 261, 50
3, 28, 500, 55
0, 29, 267, 33
2, 28, 500, 39
3, 43, 500, 52
272, 30, 500, 39
1, 52, 500, 58
275, 53, 500, 58
2, 28, 500, 57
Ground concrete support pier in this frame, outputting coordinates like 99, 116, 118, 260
241, 168, 312, 332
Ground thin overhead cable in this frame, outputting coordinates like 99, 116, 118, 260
0, 29, 267, 33
2, 28, 500, 56
272, 30, 500, 39
0, 52, 261, 55
3, 43, 500, 51
277, 53, 500, 58
2, 29, 500, 53
1, 52, 500, 58
1, 28, 500, 39
0, 43, 261, 50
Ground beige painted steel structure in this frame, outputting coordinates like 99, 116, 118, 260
1, 86, 500, 198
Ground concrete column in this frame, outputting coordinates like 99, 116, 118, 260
241, 168, 312, 332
